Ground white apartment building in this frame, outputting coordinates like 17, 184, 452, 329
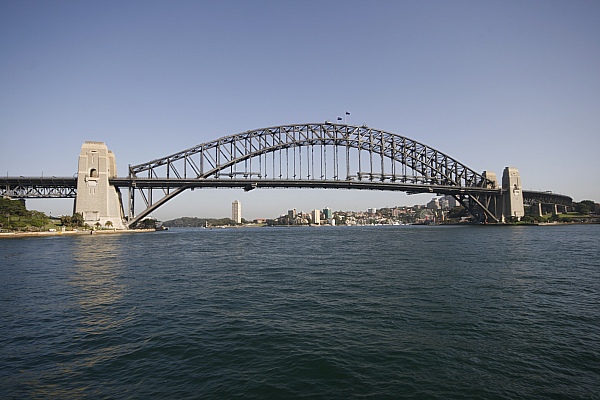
232, 200, 242, 224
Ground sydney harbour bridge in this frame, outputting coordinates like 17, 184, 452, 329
1, 122, 572, 228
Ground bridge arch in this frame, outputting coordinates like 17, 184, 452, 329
124, 123, 498, 226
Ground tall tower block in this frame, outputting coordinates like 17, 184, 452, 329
232, 200, 242, 224
502, 166, 525, 221
75, 141, 126, 229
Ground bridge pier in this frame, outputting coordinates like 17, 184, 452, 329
467, 167, 525, 223
536, 202, 543, 216
501, 167, 525, 222
74, 142, 126, 229
523, 191, 572, 217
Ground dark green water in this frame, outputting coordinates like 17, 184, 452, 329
1, 225, 599, 399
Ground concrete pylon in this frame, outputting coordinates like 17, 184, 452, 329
482, 170, 502, 221
502, 166, 525, 222
482, 170, 498, 189
75, 141, 126, 229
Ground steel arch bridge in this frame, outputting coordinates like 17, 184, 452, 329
121, 122, 501, 226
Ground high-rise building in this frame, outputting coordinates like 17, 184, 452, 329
323, 207, 333, 220
438, 197, 450, 210
443, 195, 459, 209
311, 209, 321, 225
426, 198, 440, 210
232, 200, 242, 224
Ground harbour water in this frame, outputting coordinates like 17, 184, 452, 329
1, 225, 599, 399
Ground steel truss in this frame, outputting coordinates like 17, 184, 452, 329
523, 191, 572, 207
0, 177, 77, 198
125, 123, 501, 226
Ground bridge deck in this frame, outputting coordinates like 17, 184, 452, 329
110, 177, 500, 196
1, 176, 571, 206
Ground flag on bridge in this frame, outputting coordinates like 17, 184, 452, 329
346, 111, 351, 115
337, 117, 343, 121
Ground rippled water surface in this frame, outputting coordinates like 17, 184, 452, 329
1, 225, 599, 399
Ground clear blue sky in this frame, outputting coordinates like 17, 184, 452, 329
1, 0, 599, 220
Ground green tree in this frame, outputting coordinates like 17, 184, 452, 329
521, 215, 536, 223
30, 211, 49, 229
72, 213, 84, 227
0, 198, 28, 217
105, 220, 113, 229
575, 202, 592, 215
448, 206, 469, 220
60, 215, 72, 227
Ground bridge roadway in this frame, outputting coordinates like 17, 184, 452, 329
0, 176, 573, 207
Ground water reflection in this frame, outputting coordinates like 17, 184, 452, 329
61, 236, 141, 391
69, 235, 131, 334
7, 235, 142, 399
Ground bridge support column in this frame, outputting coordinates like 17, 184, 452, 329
533, 203, 544, 217
75, 141, 127, 229
502, 167, 524, 222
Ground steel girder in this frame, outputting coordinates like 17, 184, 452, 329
130, 123, 493, 188
125, 123, 500, 226
0, 177, 77, 198
523, 191, 573, 207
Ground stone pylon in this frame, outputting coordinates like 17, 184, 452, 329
482, 170, 503, 221
75, 141, 126, 229
502, 166, 525, 222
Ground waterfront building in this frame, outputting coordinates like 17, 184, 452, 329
368, 208, 377, 215
426, 198, 440, 210
443, 195, 459, 209
232, 200, 242, 224
323, 207, 333, 219
311, 209, 321, 225
392, 208, 406, 217
438, 197, 450, 210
